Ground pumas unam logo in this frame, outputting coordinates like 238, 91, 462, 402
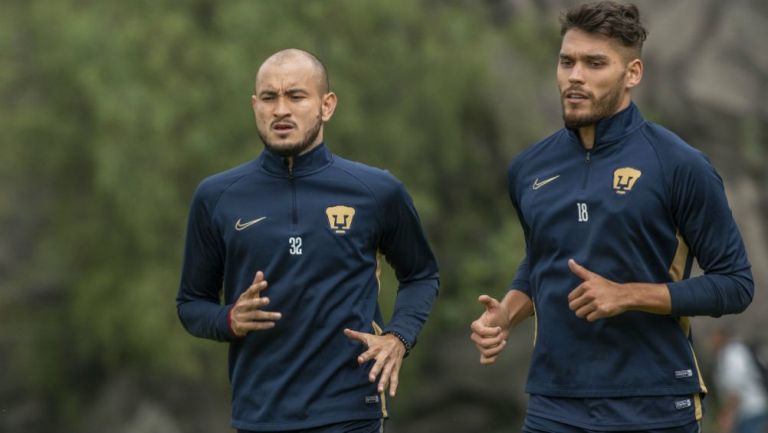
613, 167, 642, 195
325, 205, 355, 234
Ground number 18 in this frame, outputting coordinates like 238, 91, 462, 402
577, 202, 589, 222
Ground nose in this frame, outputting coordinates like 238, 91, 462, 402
568, 63, 585, 84
274, 96, 290, 117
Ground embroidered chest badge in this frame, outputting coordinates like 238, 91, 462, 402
325, 205, 355, 234
612, 167, 642, 195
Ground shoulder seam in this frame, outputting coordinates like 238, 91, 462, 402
331, 161, 387, 231
509, 129, 569, 192
639, 124, 674, 205
206, 168, 259, 219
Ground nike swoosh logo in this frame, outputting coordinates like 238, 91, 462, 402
532, 175, 561, 190
235, 217, 267, 231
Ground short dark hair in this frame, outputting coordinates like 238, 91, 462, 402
560, 1, 647, 58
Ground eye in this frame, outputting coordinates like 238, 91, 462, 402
559, 58, 574, 67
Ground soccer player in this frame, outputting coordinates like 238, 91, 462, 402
176, 49, 439, 433
470, 2, 753, 432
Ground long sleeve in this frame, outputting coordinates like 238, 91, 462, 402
510, 255, 531, 296
508, 161, 532, 296
379, 181, 439, 348
175, 184, 234, 342
666, 152, 753, 316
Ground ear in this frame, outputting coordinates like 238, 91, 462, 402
251, 94, 258, 110
625, 58, 643, 89
321, 92, 337, 122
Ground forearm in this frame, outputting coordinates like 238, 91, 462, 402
623, 282, 672, 315
501, 289, 534, 328
668, 272, 753, 316
177, 299, 235, 342
384, 278, 439, 346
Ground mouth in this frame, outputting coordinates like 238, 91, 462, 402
564, 89, 591, 103
271, 122, 296, 133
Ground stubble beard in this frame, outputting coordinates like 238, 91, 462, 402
561, 75, 625, 129
258, 112, 324, 158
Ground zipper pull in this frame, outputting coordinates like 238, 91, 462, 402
585, 152, 591, 164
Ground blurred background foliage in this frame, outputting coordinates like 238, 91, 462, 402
1, 1, 767, 432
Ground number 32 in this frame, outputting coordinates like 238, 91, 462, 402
289, 236, 303, 255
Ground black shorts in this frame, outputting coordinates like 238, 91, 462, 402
522, 415, 700, 433
238, 418, 384, 433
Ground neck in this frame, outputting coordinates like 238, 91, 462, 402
284, 138, 324, 175
577, 99, 633, 150
286, 156, 294, 173
299, 139, 323, 156
578, 125, 596, 150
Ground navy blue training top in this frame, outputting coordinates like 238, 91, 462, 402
508, 103, 752, 402
176, 144, 439, 431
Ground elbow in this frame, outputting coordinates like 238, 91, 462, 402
176, 301, 194, 335
725, 273, 754, 315
733, 276, 754, 314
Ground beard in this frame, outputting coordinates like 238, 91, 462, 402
561, 75, 625, 129
258, 112, 324, 158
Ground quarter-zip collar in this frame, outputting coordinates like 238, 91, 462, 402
259, 143, 333, 177
566, 102, 645, 151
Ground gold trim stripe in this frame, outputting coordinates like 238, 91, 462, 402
372, 255, 387, 418
375, 252, 383, 297
532, 301, 538, 347
693, 393, 703, 420
371, 319, 388, 418
669, 230, 689, 282
670, 231, 708, 397
371, 321, 383, 336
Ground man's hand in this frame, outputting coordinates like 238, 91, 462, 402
470, 295, 512, 365
470, 290, 533, 365
567, 259, 627, 321
229, 271, 282, 337
568, 259, 672, 320
344, 329, 406, 397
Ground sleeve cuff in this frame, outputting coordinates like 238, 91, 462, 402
226, 304, 240, 338
509, 283, 531, 297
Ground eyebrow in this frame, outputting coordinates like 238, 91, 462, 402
285, 88, 309, 95
258, 87, 310, 97
559, 53, 610, 62
585, 54, 609, 62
